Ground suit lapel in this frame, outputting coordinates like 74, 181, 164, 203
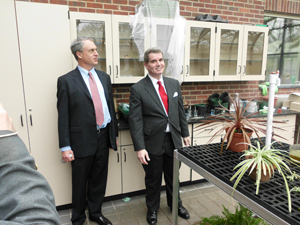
95, 70, 109, 103
163, 77, 174, 106
144, 76, 165, 113
72, 68, 92, 100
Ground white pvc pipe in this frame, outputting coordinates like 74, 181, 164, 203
265, 73, 277, 148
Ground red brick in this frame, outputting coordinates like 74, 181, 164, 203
87, 2, 103, 8
32, 0, 49, 3
79, 8, 96, 12
211, 9, 222, 14
239, 8, 249, 13
180, 11, 192, 17
113, 0, 128, 4
129, 0, 141, 6
104, 4, 119, 10
120, 5, 135, 11
96, 0, 111, 2
50, 0, 67, 5
234, 2, 245, 7
69, 1, 85, 7
69, 7, 78, 11
180, 1, 192, 6
244, 13, 254, 18
193, 2, 205, 7
205, 3, 217, 9
186, 6, 198, 12
113, 11, 129, 15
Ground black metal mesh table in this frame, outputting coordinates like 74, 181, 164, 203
172, 138, 300, 225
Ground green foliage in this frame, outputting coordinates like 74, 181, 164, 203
193, 203, 268, 225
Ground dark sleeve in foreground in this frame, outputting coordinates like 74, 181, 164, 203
0, 130, 61, 225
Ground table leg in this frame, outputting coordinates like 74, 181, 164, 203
172, 150, 179, 225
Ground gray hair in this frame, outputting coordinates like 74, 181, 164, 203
70, 37, 94, 61
144, 48, 164, 63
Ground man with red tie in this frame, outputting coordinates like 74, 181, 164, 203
57, 38, 118, 225
128, 48, 191, 225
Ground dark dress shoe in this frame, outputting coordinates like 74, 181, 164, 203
178, 206, 190, 219
89, 215, 112, 225
146, 211, 157, 225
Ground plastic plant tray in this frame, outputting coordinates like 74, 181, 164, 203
177, 138, 300, 225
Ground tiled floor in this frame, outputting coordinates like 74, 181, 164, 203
58, 181, 241, 225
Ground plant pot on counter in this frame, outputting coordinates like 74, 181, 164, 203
246, 155, 276, 182
226, 128, 253, 152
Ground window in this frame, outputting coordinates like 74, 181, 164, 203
264, 16, 300, 85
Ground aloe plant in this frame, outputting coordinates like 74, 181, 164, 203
230, 141, 299, 212
194, 94, 286, 154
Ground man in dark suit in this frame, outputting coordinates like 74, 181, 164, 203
128, 48, 191, 225
57, 38, 118, 225
0, 103, 61, 224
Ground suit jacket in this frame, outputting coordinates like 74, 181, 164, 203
128, 76, 189, 155
0, 130, 60, 225
57, 67, 118, 158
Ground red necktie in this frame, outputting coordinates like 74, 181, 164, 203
88, 72, 104, 126
157, 81, 168, 114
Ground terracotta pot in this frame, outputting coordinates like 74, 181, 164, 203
226, 128, 253, 152
246, 156, 276, 182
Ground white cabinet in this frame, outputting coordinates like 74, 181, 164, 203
184, 21, 216, 81
214, 23, 268, 81
0, 1, 73, 206
273, 115, 296, 145
184, 21, 268, 82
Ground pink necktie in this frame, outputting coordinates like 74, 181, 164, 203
88, 72, 104, 126
157, 81, 168, 114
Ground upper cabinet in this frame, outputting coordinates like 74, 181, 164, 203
70, 13, 113, 77
69, 13, 269, 83
112, 15, 146, 83
184, 21, 216, 81
214, 23, 268, 81
184, 21, 268, 82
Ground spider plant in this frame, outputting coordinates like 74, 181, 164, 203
194, 94, 286, 154
230, 141, 299, 212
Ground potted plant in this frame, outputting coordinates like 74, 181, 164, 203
230, 141, 300, 212
193, 203, 267, 225
194, 94, 286, 154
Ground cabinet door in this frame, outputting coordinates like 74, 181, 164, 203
241, 26, 268, 81
69, 12, 113, 80
112, 15, 146, 84
0, 0, 29, 148
214, 23, 243, 81
16, 1, 73, 206
106, 148, 122, 197
121, 145, 146, 193
184, 21, 216, 81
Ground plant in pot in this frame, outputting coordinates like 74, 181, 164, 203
230, 141, 300, 212
194, 94, 286, 154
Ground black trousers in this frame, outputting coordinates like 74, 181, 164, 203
142, 133, 182, 212
71, 127, 109, 224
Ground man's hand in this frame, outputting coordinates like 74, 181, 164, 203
0, 103, 15, 132
183, 137, 191, 146
61, 150, 74, 162
137, 149, 150, 165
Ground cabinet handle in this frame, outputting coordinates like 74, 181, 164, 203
282, 120, 289, 122
117, 153, 119, 162
181, 66, 183, 74
30, 114, 33, 126
109, 65, 111, 75
239, 65, 241, 74
186, 65, 189, 75
20, 115, 23, 126
116, 65, 118, 75
243, 65, 246, 75
124, 152, 126, 162
204, 128, 213, 131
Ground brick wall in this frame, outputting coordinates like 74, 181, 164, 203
17, 0, 300, 105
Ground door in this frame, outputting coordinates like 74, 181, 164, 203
112, 15, 146, 84
16, 1, 73, 206
241, 26, 268, 81
184, 21, 216, 81
0, 0, 29, 148
214, 23, 243, 81
69, 12, 113, 80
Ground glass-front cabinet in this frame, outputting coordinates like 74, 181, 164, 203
69, 12, 113, 77
241, 25, 268, 81
214, 23, 268, 81
184, 21, 216, 81
112, 15, 146, 83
